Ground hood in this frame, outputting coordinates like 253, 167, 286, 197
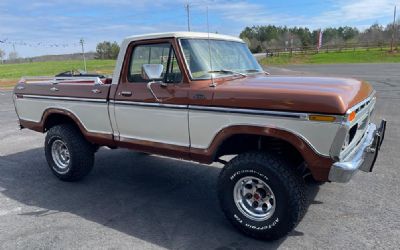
211, 75, 373, 114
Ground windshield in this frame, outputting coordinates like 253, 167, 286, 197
180, 39, 263, 80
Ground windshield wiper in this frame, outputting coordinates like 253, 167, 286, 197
244, 69, 261, 73
208, 69, 247, 77
245, 69, 270, 75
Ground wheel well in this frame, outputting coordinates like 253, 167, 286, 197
215, 134, 304, 166
43, 114, 80, 132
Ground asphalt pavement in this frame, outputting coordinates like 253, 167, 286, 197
0, 63, 399, 249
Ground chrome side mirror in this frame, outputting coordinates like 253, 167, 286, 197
143, 64, 167, 102
142, 64, 164, 80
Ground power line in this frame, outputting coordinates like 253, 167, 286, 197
185, 1, 191, 31
0, 39, 80, 48
80, 38, 87, 72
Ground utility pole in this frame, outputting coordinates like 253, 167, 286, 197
185, 1, 191, 32
390, 5, 397, 52
80, 38, 87, 72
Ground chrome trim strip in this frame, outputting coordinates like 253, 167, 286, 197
111, 100, 188, 109
177, 39, 195, 81
346, 91, 376, 115
22, 95, 107, 103
112, 100, 310, 120
189, 105, 309, 120
21, 76, 104, 85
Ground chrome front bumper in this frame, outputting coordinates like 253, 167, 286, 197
328, 120, 386, 183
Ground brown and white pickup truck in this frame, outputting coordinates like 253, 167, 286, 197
13, 32, 386, 240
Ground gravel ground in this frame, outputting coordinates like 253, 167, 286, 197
0, 63, 399, 249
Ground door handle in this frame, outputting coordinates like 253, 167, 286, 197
50, 87, 59, 92
91, 89, 102, 94
119, 91, 132, 97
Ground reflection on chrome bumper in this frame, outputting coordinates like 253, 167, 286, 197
328, 120, 386, 183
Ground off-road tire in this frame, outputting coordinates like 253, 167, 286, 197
218, 151, 306, 240
45, 124, 95, 181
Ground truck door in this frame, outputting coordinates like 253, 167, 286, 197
112, 39, 190, 156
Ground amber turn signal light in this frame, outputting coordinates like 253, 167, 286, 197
347, 111, 356, 122
309, 115, 337, 122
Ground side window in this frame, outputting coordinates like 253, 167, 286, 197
129, 43, 182, 83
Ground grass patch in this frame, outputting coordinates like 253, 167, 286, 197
0, 60, 116, 80
260, 49, 400, 65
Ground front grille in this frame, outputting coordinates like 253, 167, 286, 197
340, 97, 374, 156
354, 99, 371, 114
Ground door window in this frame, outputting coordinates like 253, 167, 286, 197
128, 43, 182, 83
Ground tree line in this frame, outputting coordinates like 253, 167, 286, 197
0, 41, 120, 63
240, 22, 400, 53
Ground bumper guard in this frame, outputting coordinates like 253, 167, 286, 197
328, 120, 386, 183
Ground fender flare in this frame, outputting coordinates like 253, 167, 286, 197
191, 125, 333, 181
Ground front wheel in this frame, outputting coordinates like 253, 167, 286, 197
45, 124, 95, 181
218, 152, 306, 240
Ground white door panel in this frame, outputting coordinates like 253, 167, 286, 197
114, 103, 190, 146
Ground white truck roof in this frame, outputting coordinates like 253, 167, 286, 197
112, 32, 244, 84
123, 32, 244, 44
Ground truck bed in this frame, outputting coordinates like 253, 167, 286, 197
13, 76, 114, 141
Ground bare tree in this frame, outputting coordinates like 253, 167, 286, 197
8, 51, 18, 61
361, 23, 386, 45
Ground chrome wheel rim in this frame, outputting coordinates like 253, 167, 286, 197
233, 176, 276, 221
51, 139, 70, 173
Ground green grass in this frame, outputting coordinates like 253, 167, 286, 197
0, 59, 116, 80
260, 49, 400, 66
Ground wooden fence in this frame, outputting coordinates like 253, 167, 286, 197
263, 42, 397, 57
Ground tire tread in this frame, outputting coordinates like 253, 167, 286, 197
45, 124, 94, 181
218, 151, 306, 240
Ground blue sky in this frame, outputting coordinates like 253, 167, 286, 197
0, 0, 398, 57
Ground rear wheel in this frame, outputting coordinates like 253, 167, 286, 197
45, 124, 95, 181
218, 152, 306, 240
